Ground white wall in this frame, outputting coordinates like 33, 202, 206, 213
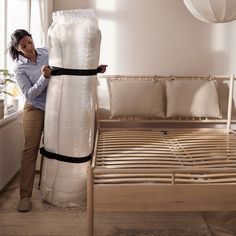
52, 0, 236, 76
0, 113, 23, 190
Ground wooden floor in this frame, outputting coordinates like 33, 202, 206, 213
0, 173, 236, 236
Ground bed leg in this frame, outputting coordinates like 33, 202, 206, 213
87, 166, 94, 236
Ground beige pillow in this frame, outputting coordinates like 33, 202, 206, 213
166, 79, 221, 118
110, 79, 165, 119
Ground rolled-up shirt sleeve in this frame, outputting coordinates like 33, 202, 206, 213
15, 68, 49, 100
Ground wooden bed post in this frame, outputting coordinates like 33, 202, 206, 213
87, 128, 99, 235
87, 166, 94, 236
227, 74, 234, 130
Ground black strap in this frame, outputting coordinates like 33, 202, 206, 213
50, 66, 100, 76
40, 147, 91, 163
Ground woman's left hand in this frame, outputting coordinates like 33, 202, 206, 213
98, 64, 108, 73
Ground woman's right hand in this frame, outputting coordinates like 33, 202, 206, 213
41, 65, 52, 78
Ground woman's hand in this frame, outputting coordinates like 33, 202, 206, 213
97, 64, 108, 73
41, 65, 52, 78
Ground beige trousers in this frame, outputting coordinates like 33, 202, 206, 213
20, 104, 44, 199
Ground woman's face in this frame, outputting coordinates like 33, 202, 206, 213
17, 35, 35, 59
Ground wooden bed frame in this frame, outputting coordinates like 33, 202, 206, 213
87, 75, 236, 236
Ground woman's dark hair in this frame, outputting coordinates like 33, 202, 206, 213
8, 29, 32, 61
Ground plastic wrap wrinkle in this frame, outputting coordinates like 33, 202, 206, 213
41, 159, 89, 207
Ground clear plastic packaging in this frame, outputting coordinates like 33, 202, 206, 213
41, 9, 101, 207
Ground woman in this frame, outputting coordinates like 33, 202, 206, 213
9, 29, 107, 212
8, 29, 51, 212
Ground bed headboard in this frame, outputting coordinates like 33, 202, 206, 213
96, 75, 235, 129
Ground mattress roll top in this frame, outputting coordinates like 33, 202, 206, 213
44, 9, 101, 159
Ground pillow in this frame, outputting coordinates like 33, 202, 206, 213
109, 79, 165, 119
166, 79, 221, 118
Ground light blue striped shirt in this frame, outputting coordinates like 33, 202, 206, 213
13, 47, 49, 111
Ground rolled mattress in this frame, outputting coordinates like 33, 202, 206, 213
41, 9, 101, 207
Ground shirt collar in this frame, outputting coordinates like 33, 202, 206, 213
17, 48, 41, 64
